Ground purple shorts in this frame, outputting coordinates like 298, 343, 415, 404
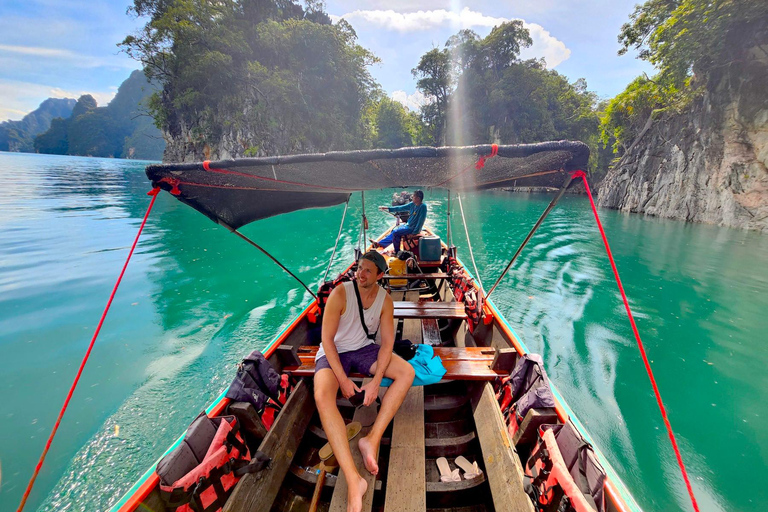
315, 343, 380, 376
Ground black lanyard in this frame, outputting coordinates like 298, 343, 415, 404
352, 281, 378, 341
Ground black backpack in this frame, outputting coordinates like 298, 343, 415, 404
225, 350, 281, 413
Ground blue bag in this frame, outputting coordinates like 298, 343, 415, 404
381, 344, 446, 387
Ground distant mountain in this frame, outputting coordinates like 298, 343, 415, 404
0, 98, 76, 152
34, 70, 165, 160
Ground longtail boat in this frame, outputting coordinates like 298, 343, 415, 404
23, 143, 669, 512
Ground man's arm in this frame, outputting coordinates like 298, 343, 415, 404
321, 286, 359, 398
387, 202, 413, 213
361, 295, 395, 406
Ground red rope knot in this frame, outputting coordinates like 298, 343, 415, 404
475, 143, 499, 170
147, 186, 161, 197
159, 177, 182, 195
203, 160, 211, 171
571, 170, 587, 180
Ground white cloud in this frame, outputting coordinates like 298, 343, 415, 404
0, 79, 117, 122
391, 90, 429, 111
333, 7, 570, 68
519, 23, 571, 68
0, 44, 136, 70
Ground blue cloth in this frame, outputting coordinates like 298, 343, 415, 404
381, 344, 447, 387
388, 202, 427, 233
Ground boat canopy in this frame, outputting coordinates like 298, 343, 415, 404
146, 141, 589, 229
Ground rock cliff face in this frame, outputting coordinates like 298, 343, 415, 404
598, 50, 768, 232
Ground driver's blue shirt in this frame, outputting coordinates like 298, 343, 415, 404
388, 202, 427, 233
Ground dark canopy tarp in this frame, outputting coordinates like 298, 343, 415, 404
146, 142, 589, 229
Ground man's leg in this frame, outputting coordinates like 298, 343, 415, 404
358, 355, 415, 475
391, 225, 411, 253
314, 369, 367, 512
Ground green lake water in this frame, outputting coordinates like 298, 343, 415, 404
0, 152, 766, 512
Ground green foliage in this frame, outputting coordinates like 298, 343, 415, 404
412, 48, 451, 144
412, 21, 601, 173
34, 117, 69, 154
619, 0, 768, 86
120, 0, 379, 156
603, 0, 768, 159
372, 97, 417, 148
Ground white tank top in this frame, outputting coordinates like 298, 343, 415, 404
315, 281, 387, 361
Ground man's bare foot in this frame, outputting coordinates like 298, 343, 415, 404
358, 436, 379, 475
347, 474, 368, 512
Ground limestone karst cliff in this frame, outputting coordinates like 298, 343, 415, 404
597, 49, 768, 232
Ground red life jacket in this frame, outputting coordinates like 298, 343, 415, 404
157, 413, 269, 512
524, 422, 606, 512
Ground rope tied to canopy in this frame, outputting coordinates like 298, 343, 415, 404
435, 143, 499, 188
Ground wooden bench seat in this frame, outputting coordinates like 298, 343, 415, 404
380, 273, 449, 280
286, 346, 504, 381
392, 301, 466, 320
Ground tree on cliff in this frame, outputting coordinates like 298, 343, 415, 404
412, 21, 600, 173
602, 0, 768, 153
120, 0, 379, 158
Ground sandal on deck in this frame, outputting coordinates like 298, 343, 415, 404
318, 421, 362, 461
454, 455, 483, 479
436, 457, 461, 482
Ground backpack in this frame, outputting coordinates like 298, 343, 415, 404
156, 412, 270, 512
524, 421, 606, 512
225, 350, 281, 413
496, 354, 556, 437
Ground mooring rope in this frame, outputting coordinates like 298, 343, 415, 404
323, 196, 350, 282
572, 170, 700, 512
17, 187, 161, 512
486, 173, 574, 300
457, 194, 484, 294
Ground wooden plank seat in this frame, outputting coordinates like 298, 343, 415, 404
286, 346, 504, 381
392, 301, 466, 320
380, 273, 450, 280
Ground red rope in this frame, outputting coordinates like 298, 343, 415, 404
16, 187, 161, 512
572, 170, 700, 512
202, 160, 352, 192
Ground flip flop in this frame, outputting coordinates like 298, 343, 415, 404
436, 457, 461, 482
454, 455, 483, 479
318, 421, 362, 461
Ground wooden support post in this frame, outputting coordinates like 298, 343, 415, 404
512, 407, 559, 447
275, 344, 300, 372
470, 382, 535, 512
227, 401, 268, 445
491, 348, 518, 374
224, 380, 315, 512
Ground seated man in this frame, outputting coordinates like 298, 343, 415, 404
313, 251, 415, 512
373, 189, 427, 252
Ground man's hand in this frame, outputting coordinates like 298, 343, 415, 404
339, 377, 360, 399
360, 380, 381, 407
378, 206, 389, 212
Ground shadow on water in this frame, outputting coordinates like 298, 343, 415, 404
1, 155, 766, 512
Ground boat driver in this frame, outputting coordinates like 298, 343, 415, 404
313, 250, 415, 512
372, 189, 427, 252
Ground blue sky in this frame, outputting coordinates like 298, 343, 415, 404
0, 0, 654, 122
